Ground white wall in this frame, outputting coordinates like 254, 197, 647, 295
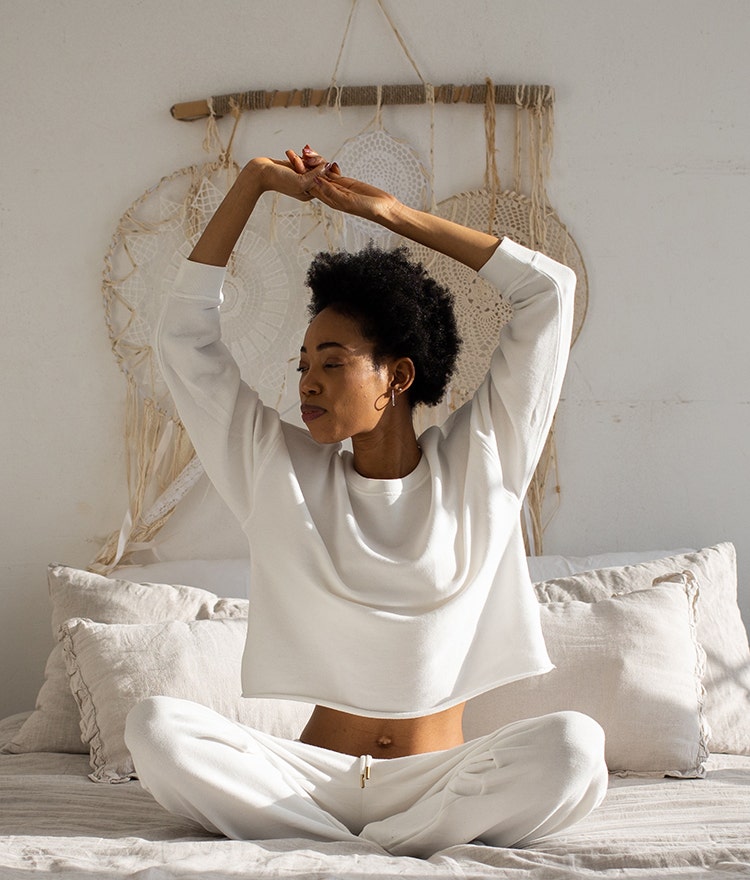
2, 0, 749, 718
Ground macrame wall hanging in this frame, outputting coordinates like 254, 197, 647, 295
91, 0, 587, 572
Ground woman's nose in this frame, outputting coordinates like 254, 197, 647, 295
299, 369, 320, 396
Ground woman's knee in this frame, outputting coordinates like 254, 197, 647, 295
494, 711, 605, 787
535, 711, 607, 792
544, 709, 604, 751
541, 710, 603, 758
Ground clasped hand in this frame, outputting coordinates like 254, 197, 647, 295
252, 145, 399, 226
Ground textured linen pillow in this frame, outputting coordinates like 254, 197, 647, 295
0, 565, 248, 755
464, 575, 709, 777
59, 616, 312, 783
112, 558, 252, 598
532, 543, 750, 755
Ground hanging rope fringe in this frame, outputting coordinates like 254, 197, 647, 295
506, 83, 558, 553
93, 158, 240, 572
424, 82, 437, 212
484, 78, 502, 235
89, 380, 196, 573
202, 97, 222, 155
222, 99, 243, 165
202, 97, 243, 171
515, 83, 555, 252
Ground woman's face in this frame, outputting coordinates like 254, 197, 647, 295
298, 307, 393, 444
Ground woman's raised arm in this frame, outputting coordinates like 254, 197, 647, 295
190, 145, 500, 271
299, 152, 501, 271
188, 154, 328, 267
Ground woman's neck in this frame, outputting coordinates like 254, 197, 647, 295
351, 422, 422, 480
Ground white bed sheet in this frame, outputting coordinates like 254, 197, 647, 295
1, 712, 748, 879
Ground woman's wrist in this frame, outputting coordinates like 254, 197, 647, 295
240, 158, 272, 195
376, 197, 410, 233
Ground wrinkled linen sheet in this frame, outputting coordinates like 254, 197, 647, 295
1, 712, 748, 879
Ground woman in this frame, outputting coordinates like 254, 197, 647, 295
125, 146, 607, 857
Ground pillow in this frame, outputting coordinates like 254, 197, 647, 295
1, 565, 248, 755
111, 558, 251, 598
60, 616, 311, 783
532, 543, 750, 755
464, 575, 709, 777
525, 548, 692, 583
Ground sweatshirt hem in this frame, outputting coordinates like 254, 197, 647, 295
242, 664, 555, 720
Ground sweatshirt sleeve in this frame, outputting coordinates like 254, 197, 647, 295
474, 237, 576, 500
154, 257, 282, 526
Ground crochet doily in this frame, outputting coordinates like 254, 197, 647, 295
406, 188, 588, 431
103, 161, 329, 422
332, 128, 431, 250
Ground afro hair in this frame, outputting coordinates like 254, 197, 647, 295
305, 245, 461, 408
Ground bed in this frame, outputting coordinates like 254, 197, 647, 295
2, 543, 749, 879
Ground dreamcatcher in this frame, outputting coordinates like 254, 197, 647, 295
408, 82, 588, 553
331, 123, 432, 251
91, 114, 331, 572
409, 190, 586, 423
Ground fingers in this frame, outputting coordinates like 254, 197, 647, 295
284, 147, 324, 175
291, 145, 338, 175
305, 173, 348, 208
301, 145, 326, 169
285, 150, 306, 174
282, 146, 344, 203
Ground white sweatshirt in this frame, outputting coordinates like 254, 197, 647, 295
155, 238, 576, 718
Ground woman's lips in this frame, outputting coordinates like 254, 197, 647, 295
301, 405, 326, 423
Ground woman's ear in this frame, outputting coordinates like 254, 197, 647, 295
390, 357, 416, 394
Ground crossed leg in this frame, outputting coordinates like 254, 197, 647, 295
125, 696, 607, 858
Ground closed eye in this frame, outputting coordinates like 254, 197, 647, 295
296, 363, 343, 372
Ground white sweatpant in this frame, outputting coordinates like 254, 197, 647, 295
125, 696, 607, 859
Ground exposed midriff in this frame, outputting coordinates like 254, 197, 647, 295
299, 703, 466, 758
